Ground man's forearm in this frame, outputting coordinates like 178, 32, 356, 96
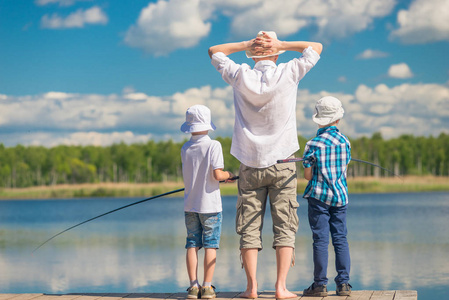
279, 41, 323, 55
208, 41, 251, 58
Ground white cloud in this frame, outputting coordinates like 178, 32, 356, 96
351, 83, 449, 137
229, 0, 309, 37
390, 0, 449, 44
356, 49, 389, 59
0, 86, 234, 146
41, 6, 108, 29
0, 82, 447, 147
124, 0, 212, 56
226, 0, 397, 40
124, 0, 397, 54
298, 83, 449, 138
388, 63, 414, 78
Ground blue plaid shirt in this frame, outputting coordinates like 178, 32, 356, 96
302, 126, 351, 207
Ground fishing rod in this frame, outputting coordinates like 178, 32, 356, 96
277, 157, 401, 178
33, 177, 239, 253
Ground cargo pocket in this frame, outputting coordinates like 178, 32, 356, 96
235, 198, 244, 234
288, 198, 300, 233
273, 161, 297, 187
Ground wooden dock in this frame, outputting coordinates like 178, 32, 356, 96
0, 291, 418, 300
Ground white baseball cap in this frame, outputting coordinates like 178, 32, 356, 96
245, 31, 286, 58
180, 105, 216, 133
312, 96, 345, 126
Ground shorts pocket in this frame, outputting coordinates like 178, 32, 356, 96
273, 161, 297, 185
273, 161, 295, 172
288, 198, 300, 233
235, 198, 244, 234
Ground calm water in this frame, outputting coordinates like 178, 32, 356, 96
1, 192, 448, 299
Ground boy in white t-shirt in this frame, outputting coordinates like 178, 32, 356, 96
180, 105, 235, 299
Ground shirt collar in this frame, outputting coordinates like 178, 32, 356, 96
254, 60, 276, 71
190, 134, 210, 141
317, 126, 339, 136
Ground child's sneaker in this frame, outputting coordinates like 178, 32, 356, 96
201, 285, 216, 299
303, 283, 328, 297
336, 283, 352, 296
187, 286, 200, 299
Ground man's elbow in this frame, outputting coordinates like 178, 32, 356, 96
314, 43, 323, 55
208, 47, 215, 59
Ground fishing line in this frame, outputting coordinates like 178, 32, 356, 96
33, 177, 239, 253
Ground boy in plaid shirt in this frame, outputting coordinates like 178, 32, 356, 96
302, 96, 352, 297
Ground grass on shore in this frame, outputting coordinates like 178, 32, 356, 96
0, 176, 447, 200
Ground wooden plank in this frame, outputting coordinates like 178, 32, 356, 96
370, 290, 395, 300
257, 291, 276, 299
348, 290, 374, 300
41, 295, 87, 300
7, 295, 44, 300
165, 293, 186, 300
233, 292, 264, 299
299, 296, 326, 300
62, 295, 104, 300
324, 290, 348, 299
0, 295, 25, 300
123, 294, 156, 300
299, 293, 326, 300
140, 293, 175, 300
38, 295, 82, 300
99, 295, 132, 300
215, 292, 242, 300
393, 290, 417, 300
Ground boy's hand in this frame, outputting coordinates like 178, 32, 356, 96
225, 172, 237, 183
305, 156, 316, 165
302, 156, 316, 168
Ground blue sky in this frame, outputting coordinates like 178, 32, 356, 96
0, 0, 448, 147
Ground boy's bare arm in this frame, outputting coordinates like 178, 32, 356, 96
213, 169, 236, 182
304, 167, 313, 181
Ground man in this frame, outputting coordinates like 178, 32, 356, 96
209, 31, 322, 299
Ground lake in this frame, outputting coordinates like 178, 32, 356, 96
0, 192, 448, 299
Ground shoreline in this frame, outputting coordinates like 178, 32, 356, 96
0, 175, 447, 200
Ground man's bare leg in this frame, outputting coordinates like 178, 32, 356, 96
239, 248, 258, 298
274, 246, 297, 299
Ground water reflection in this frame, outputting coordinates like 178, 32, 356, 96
0, 192, 448, 299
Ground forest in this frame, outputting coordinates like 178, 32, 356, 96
0, 132, 447, 188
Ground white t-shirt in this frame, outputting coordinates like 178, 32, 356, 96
181, 134, 224, 213
211, 46, 320, 168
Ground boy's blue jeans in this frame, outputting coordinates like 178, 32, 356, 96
307, 198, 350, 286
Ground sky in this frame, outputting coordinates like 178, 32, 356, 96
0, 0, 448, 147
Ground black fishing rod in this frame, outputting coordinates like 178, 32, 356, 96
277, 157, 401, 177
33, 177, 239, 253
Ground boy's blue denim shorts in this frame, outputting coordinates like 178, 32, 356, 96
185, 211, 222, 249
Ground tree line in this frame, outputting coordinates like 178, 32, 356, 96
0, 133, 447, 188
